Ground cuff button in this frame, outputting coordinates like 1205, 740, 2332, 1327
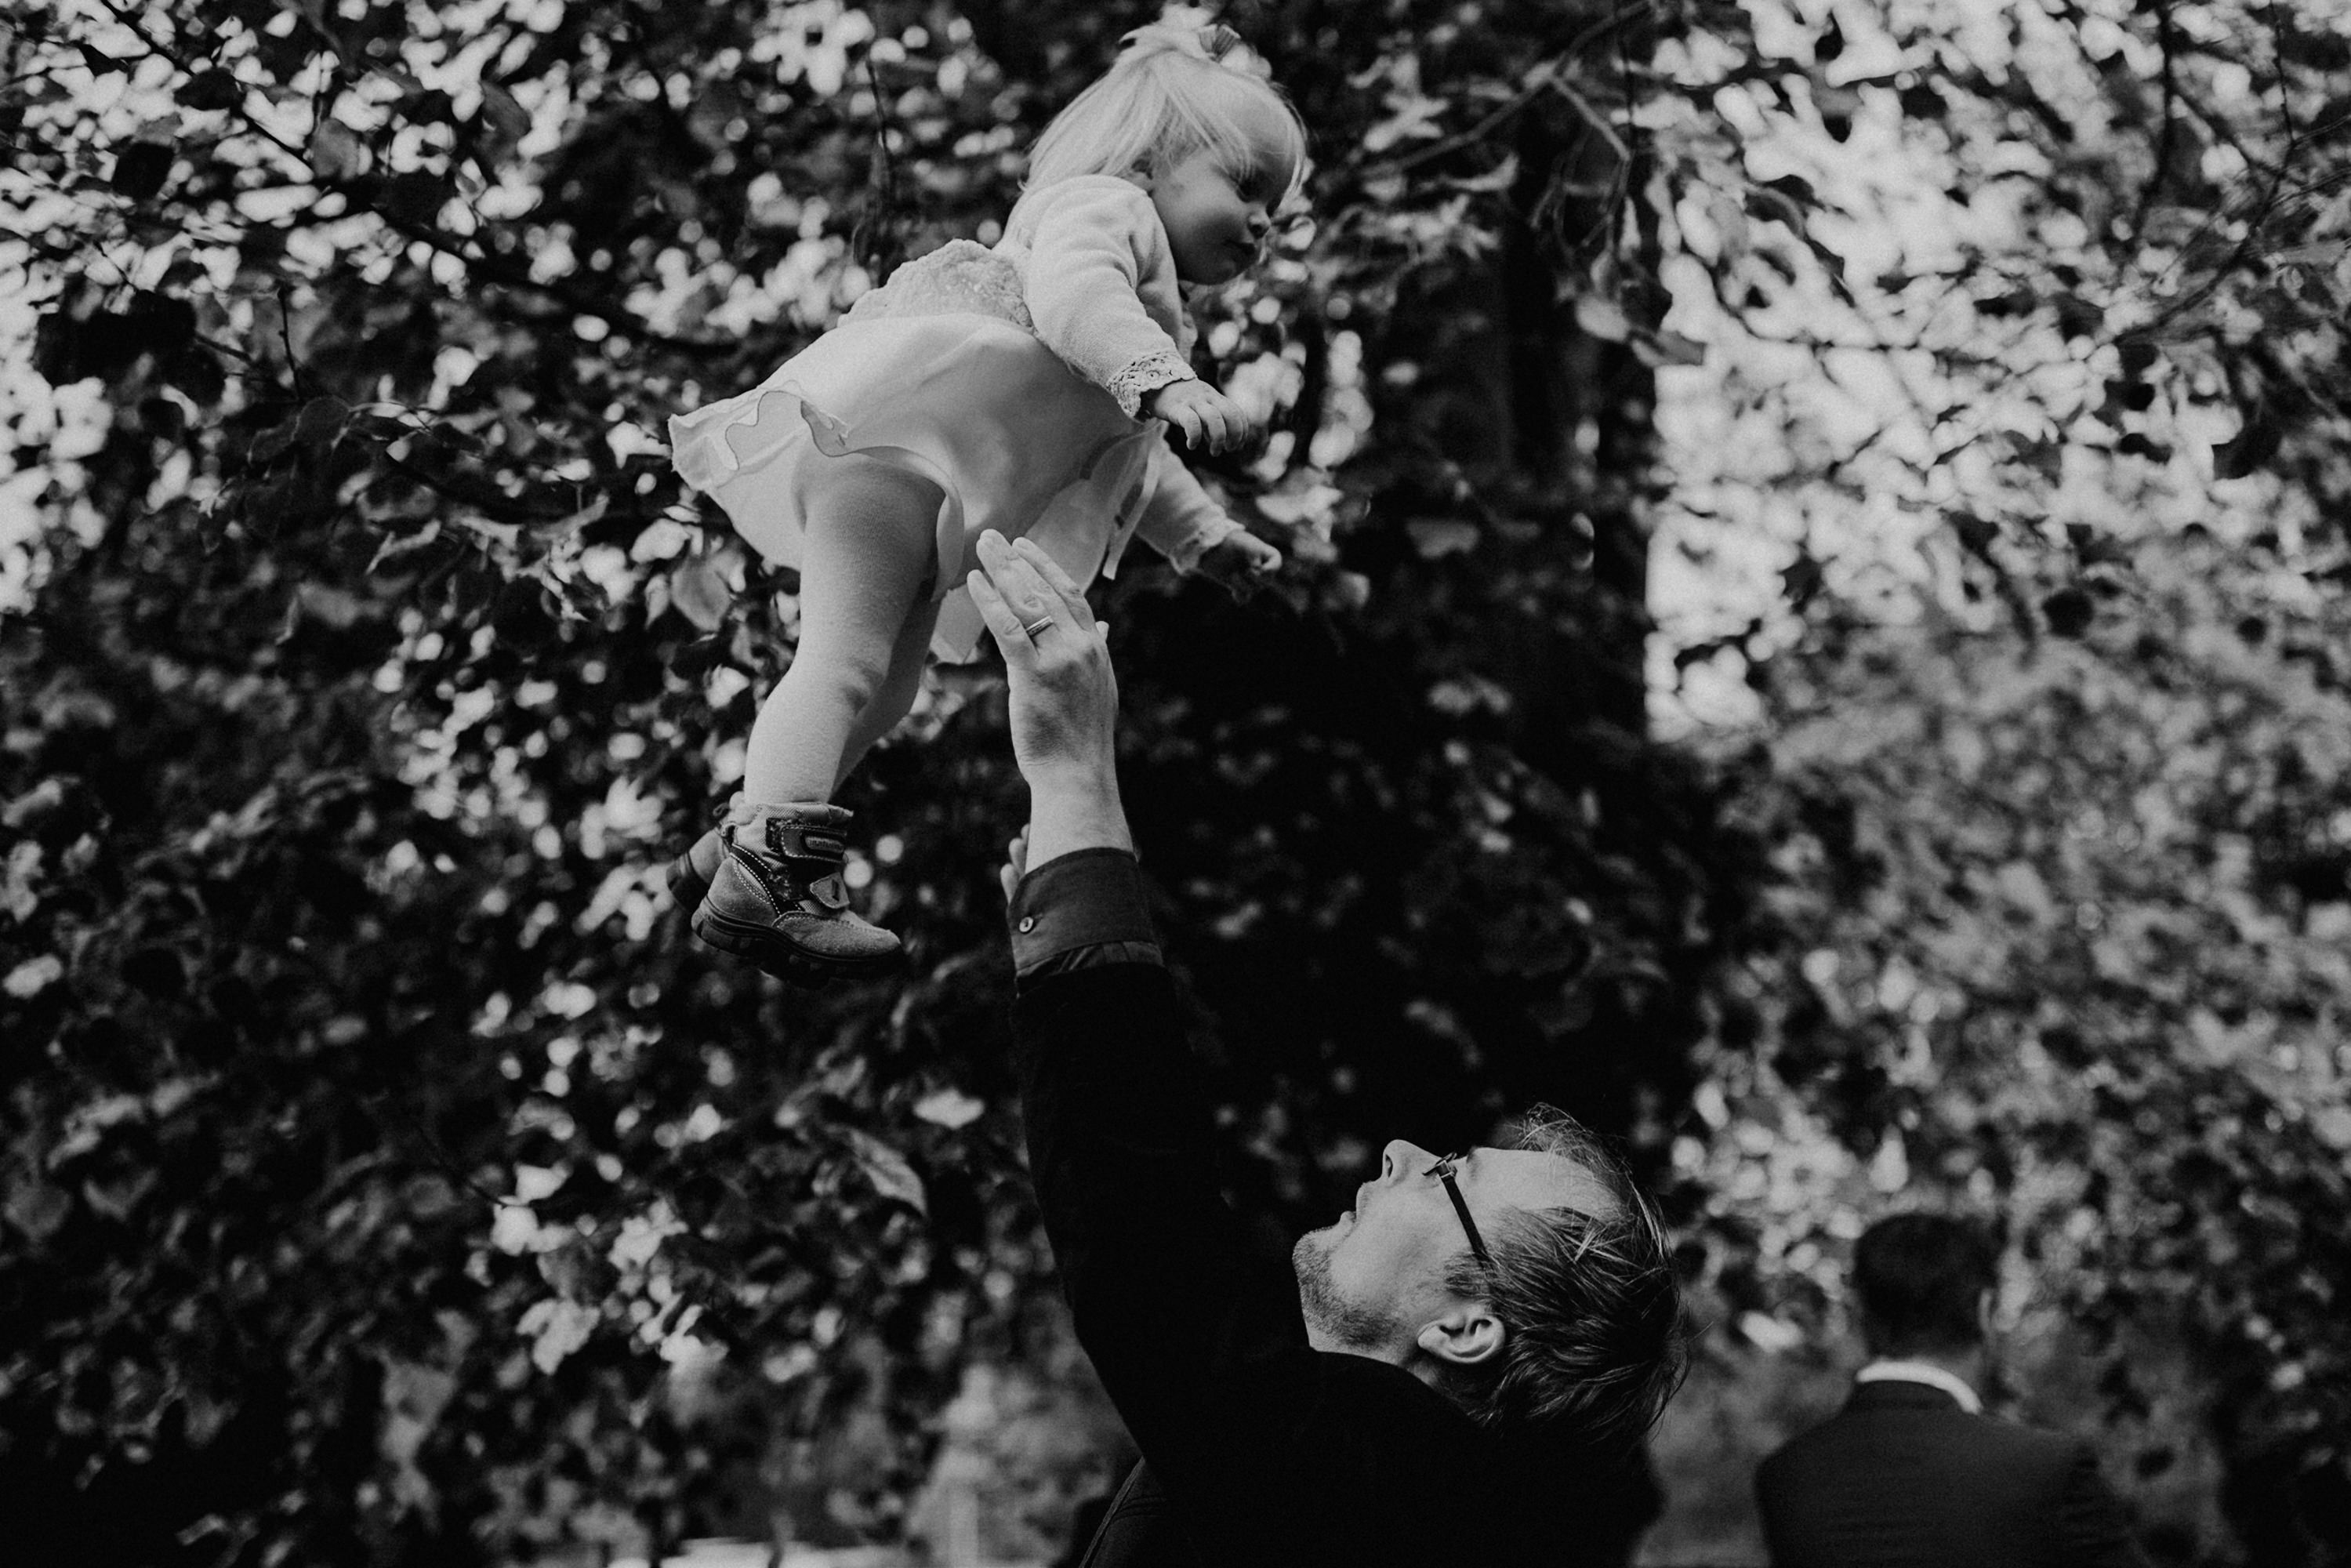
1018, 916, 1036, 933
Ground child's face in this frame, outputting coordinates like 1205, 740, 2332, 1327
1148, 148, 1278, 286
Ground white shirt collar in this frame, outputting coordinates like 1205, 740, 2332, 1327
1856, 1359, 1983, 1414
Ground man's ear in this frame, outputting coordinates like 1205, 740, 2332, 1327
1415, 1305, 1505, 1370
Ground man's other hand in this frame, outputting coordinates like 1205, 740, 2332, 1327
967, 532, 1134, 867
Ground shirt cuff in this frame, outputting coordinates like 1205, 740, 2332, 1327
1010, 848, 1163, 981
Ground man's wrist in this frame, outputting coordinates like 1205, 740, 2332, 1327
1024, 764, 1133, 867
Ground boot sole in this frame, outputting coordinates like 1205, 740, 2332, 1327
689, 905, 905, 985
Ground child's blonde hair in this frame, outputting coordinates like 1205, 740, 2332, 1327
1025, 9, 1309, 203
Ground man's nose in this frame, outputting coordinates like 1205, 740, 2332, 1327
1380, 1139, 1431, 1181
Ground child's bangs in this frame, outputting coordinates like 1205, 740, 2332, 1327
1197, 83, 1309, 200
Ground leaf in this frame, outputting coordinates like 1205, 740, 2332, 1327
845, 1129, 927, 1214
476, 83, 532, 164
110, 141, 174, 201
1756, 173, 1819, 210
181, 71, 241, 112
295, 583, 369, 630
3, 782, 63, 832
1949, 511, 2000, 556
4, 1176, 71, 1243
2053, 293, 2104, 339
296, 395, 350, 448
1782, 553, 1826, 607
1898, 81, 1946, 119
669, 557, 732, 633
308, 119, 368, 182
1573, 295, 1633, 342
1442, 154, 1520, 195
3, 955, 63, 998
518, 1297, 600, 1374
75, 43, 129, 78
912, 1089, 985, 1130
2212, 418, 2279, 481
138, 395, 187, 441
2042, 586, 2095, 637
367, 518, 444, 574
1406, 518, 1479, 557
380, 171, 452, 228
1631, 329, 1707, 368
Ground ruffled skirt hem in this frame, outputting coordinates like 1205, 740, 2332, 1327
667, 314, 1153, 662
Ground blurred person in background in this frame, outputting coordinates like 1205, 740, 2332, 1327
1755, 1212, 2151, 1568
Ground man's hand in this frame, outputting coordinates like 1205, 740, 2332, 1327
1197, 529, 1282, 597
967, 532, 1134, 868
1147, 379, 1257, 454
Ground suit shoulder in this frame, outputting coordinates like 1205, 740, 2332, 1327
1755, 1412, 1852, 1490
1976, 1417, 2107, 1489
1972, 1415, 2098, 1463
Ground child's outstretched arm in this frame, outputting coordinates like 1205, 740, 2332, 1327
1025, 181, 1245, 445
1133, 434, 1282, 589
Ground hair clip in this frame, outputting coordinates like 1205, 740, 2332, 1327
1199, 23, 1243, 60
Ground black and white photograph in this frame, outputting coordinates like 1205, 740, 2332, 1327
2, 0, 2345, 1563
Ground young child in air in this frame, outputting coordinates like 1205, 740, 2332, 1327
664, 13, 1304, 983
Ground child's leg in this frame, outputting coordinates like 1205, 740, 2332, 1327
742, 457, 942, 806
833, 596, 942, 794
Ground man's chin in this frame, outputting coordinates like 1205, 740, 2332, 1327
1293, 1230, 1393, 1353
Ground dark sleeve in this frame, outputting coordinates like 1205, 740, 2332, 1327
1007, 853, 1474, 1564
1753, 1451, 1795, 1568
2050, 1441, 2152, 1568
1009, 851, 1302, 1449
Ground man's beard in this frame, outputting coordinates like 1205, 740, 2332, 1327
1292, 1229, 1401, 1353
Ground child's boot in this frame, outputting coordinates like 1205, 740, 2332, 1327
690, 801, 902, 982
666, 793, 749, 913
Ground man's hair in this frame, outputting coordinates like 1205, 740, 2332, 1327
1438, 1108, 1687, 1455
1852, 1212, 1997, 1356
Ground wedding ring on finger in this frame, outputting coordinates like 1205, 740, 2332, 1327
1021, 616, 1054, 638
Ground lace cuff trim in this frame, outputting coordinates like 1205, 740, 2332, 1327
1165, 512, 1240, 572
1106, 350, 1195, 419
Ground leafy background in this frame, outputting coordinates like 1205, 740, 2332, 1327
2, 0, 2346, 1563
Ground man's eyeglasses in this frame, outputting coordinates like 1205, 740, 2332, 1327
1431, 1152, 1493, 1272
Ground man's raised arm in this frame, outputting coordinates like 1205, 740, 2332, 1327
961, 535, 1313, 1523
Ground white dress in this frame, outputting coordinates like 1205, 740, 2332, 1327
666, 176, 1239, 661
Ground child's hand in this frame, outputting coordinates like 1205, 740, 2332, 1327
1000, 826, 1029, 906
1198, 529, 1283, 597
1148, 379, 1257, 454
